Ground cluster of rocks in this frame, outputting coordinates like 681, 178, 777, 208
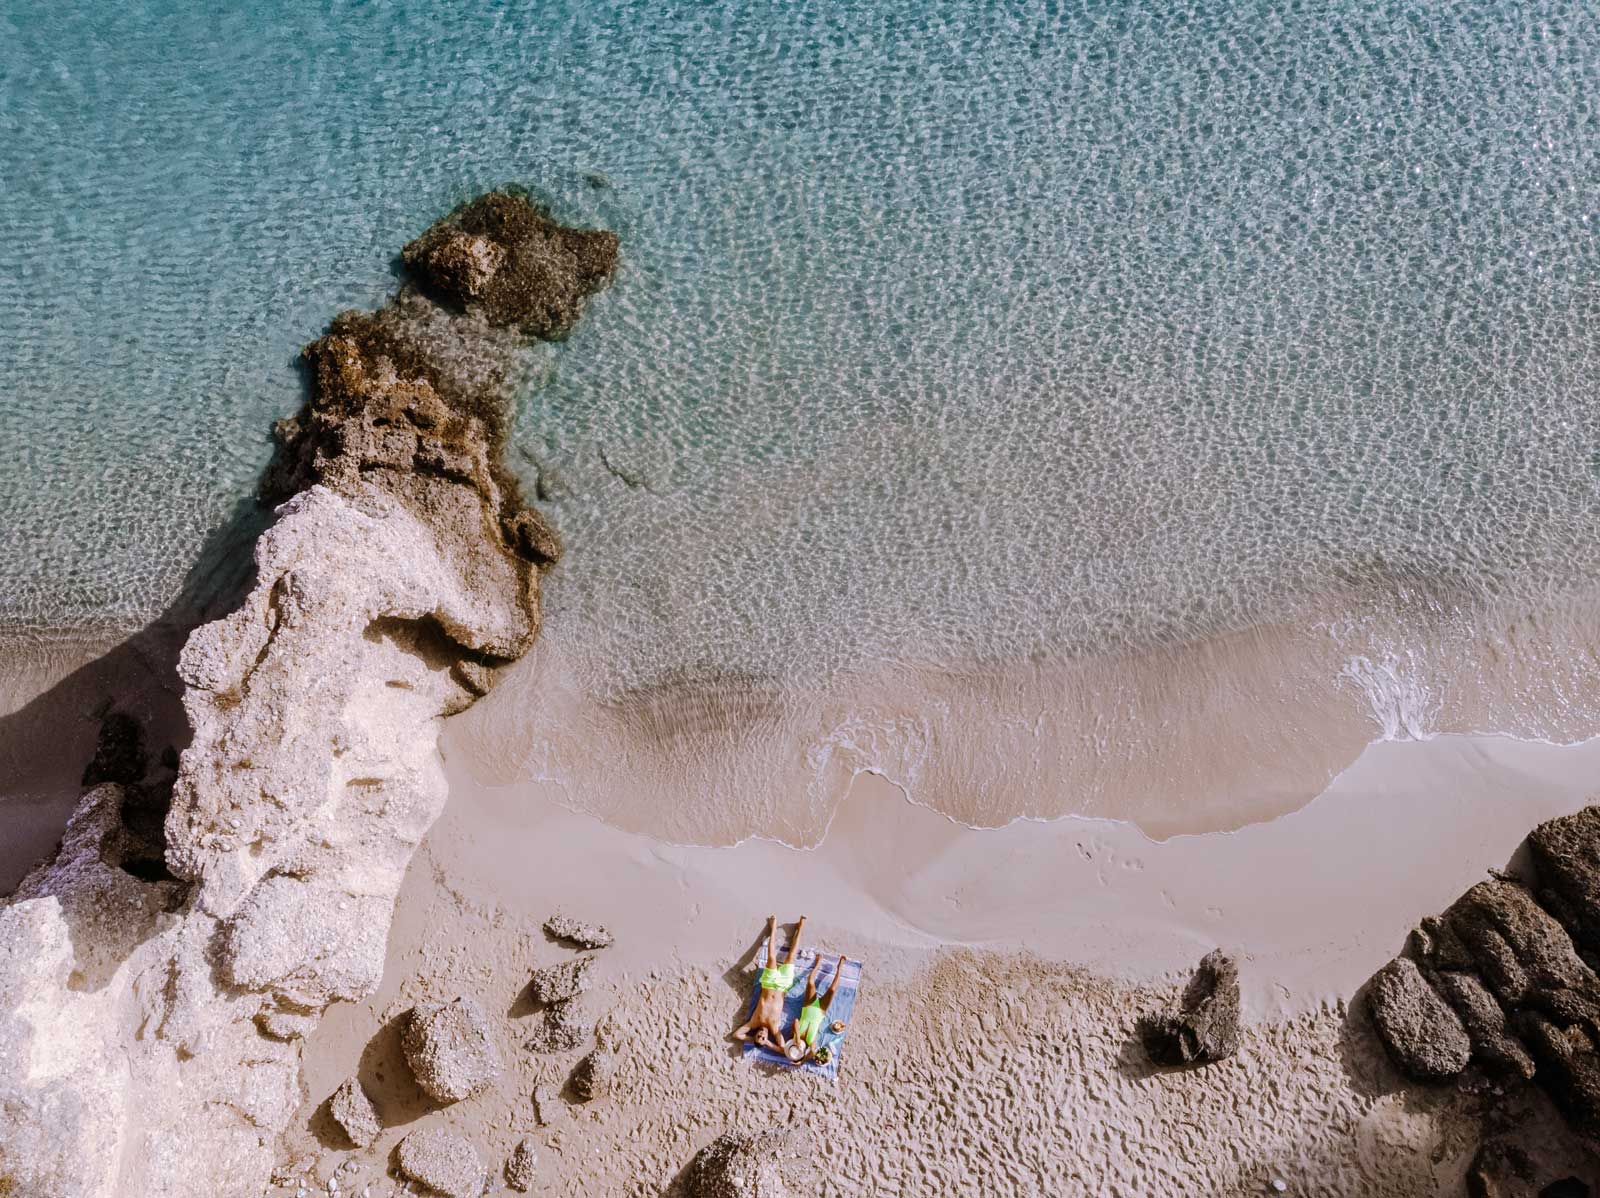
1136, 949, 1242, 1067
524, 912, 619, 1104
318, 908, 617, 1197
0, 190, 617, 1198
1368, 805, 1600, 1152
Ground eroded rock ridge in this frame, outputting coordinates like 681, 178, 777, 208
1369, 804, 1600, 1145
0, 191, 616, 1197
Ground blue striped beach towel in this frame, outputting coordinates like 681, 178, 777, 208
740, 943, 862, 1080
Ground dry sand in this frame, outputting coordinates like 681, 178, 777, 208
268, 731, 1600, 1196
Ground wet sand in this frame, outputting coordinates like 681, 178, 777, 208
274, 731, 1600, 1196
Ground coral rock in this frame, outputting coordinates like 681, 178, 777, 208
544, 912, 613, 950
504, 1136, 538, 1192
527, 955, 595, 1005
571, 1047, 616, 1102
523, 995, 594, 1054
328, 1077, 380, 1149
395, 1128, 487, 1198
685, 1127, 812, 1198
402, 997, 503, 1104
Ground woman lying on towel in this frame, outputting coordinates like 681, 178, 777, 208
789, 948, 850, 1064
732, 915, 849, 1063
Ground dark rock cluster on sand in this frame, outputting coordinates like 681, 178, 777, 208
1369, 804, 1600, 1145
1137, 949, 1242, 1067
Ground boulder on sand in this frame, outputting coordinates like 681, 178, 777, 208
571, 1047, 616, 1102
544, 912, 613, 950
526, 955, 594, 1005
1137, 949, 1242, 1067
685, 1126, 812, 1198
523, 995, 594, 1054
401, 997, 502, 1104
504, 1136, 538, 1192
395, 1128, 487, 1198
1367, 957, 1471, 1082
327, 1076, 380, 1148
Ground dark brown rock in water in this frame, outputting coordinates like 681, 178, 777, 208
685, 1126, 812, 1198
1368, 957, 1471, 1082
1530, 807, 1600, 959
403, 190, 620, 339
1137, 949, 1241, 1067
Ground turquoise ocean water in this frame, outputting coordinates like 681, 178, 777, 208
8, 1, 1600, 834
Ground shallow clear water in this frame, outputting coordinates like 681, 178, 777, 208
8, 1, 1600, 831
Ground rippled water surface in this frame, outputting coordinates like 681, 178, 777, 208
8, 1, 1600, 831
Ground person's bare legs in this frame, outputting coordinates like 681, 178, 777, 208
820, 955, 848, 1013
765, 915, 778, 971
786, 916, 807, 966
802, 953, 824, 1005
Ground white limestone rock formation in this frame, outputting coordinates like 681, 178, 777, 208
0, 191, 617, 1198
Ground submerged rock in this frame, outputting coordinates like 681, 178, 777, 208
1368, 957, 1472, 1082
527, 955, 594, 1005
402, 998, 503, 1104
504, 1136, 538, 1192
327, 1077, 380, 1149
544, 912, 613, 950
395, 1128, 486, 1198
402, 190, 620, 338
1137, 950, 1242, 1067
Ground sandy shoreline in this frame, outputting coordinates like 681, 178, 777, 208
265, 730, 1600, 1196
443, 727, 1600, 1013
8, 630, 1600, 1193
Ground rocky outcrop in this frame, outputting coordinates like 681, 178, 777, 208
0, 191, 616, 1197
527, 954, 595, 1005
402, 997, 503, 1104
684, 1127, 812, 1198
1368, 804, 1600, 1146
1136, 949, 1242, 1067
545, 911, 614, 949
395, 1127, 487, 1198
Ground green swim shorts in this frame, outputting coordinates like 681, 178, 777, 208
759, 962, 796, 991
